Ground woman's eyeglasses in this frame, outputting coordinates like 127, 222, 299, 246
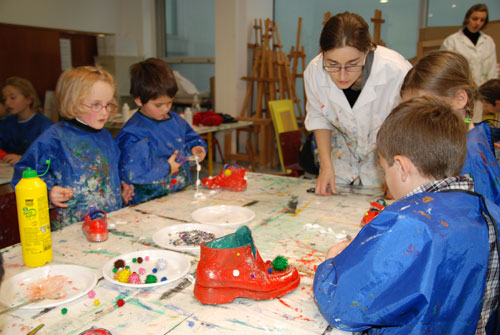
323, 64, 364, 73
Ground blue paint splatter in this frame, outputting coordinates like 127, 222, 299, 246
188, 320, 195, 327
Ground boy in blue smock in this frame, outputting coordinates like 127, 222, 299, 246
314, 96, 500, 335
1, 77, 52, 165
116, 58, 207, 204
12, 67, 134, 230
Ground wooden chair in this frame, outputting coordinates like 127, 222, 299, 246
279, 131, 304, 177
268, 99, 300, 173
0, 192, 20, 249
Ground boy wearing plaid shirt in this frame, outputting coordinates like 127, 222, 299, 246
314, 96, 500, 335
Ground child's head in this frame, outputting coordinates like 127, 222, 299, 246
377, 96, 468, 199
1, 77, 41, 116
479, 79, 500, 116
56, 66, 117, 129
401, 50, 477, 120
129, 58, 178, 121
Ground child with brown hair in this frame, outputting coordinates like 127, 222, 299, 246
0, 77, 52, 165
116, 58, 206, 204
314, 96, 500, 334
12, 66, 133, 230
401, 50, 500, 204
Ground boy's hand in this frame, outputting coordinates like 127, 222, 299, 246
49, 186, 74, 208
3, 154, 21, 165
121, 181, 135, 204
191, 146, 206, 163
325, 238, 352, 260
168, 150, 181, 174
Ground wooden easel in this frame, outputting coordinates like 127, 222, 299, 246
323, 11, 331, 26
227, 18, 303, 168
288, 17, 307, 127
371, 9, 387, 46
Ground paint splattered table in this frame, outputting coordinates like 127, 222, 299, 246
0, 173, 382, 335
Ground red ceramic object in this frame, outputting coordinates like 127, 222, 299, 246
202, 164, 249, 192
194, 226, 300, 304
361, 199, 387, 226
82, 210, 108, 242
79, 329, 112, 335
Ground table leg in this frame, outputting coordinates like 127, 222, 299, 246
207, 132, 213, 176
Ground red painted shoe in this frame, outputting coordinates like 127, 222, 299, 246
202, 164, 249, 192
194, 226, 300, 304
82, 209, 108, 242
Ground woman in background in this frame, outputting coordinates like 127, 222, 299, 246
441, 3, 497, 86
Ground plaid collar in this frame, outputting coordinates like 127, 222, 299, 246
403, 175, 474, 199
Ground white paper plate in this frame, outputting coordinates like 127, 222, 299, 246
152, 223, 229, 252
0, 264, 98, 309
191, 205, 255, 226
102, 249, 190, 288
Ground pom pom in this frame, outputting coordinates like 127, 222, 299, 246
272, 256, 289, 272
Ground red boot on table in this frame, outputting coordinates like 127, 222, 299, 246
194, 225, 300, 304
202, 164, 249, 192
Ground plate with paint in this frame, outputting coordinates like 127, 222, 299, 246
152, 223, 230, 253
102, 249, 191, 288
191, 205, 255, 227
0, 264, 98, 309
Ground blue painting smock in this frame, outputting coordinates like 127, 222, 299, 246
11, 120, 122, 230
115, 111, 207, 204
314, 191, 499, 334
462, 122, 500, 204
0, 113, 52, 154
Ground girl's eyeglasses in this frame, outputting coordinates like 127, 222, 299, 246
81, 103, 117, 113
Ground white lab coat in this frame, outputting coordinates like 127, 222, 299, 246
441, 29, 498, 86
304, 46, 411, 187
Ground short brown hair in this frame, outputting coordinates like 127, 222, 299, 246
2, 77, 41, 113
129, 58, 178, 104
55, 66, 116, 119
377, 96, 467, 180
463, 3, 489, 29
479, 79, 500, 106
401, 50, 478, 119
320, 12, 376, 53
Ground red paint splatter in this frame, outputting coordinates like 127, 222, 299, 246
171, 179, 177, 185
480, 151, 487, 165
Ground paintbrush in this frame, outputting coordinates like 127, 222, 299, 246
0, 298, 43, 315
26, 323, 44, 335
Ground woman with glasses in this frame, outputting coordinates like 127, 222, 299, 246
12, 66, 134, 229
305, 11, 411, 195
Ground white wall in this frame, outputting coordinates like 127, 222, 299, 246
214, 0, 272, 117
0, 0, 156, 57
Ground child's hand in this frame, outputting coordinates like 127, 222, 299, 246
3, 154, 21, 165
49, 186, 74, 208
121, 181, 135, 204
168, 150, 181, 174
191, 146, 206, 163
325, 238, 352, 260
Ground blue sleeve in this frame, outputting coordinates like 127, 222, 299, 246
11, 133, 59, 191
117, 132, 172, 184
313, 213, 433, 332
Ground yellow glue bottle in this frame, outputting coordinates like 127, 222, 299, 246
15, 161, 52, 267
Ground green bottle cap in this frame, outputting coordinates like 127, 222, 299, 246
22, 168, 38, 178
